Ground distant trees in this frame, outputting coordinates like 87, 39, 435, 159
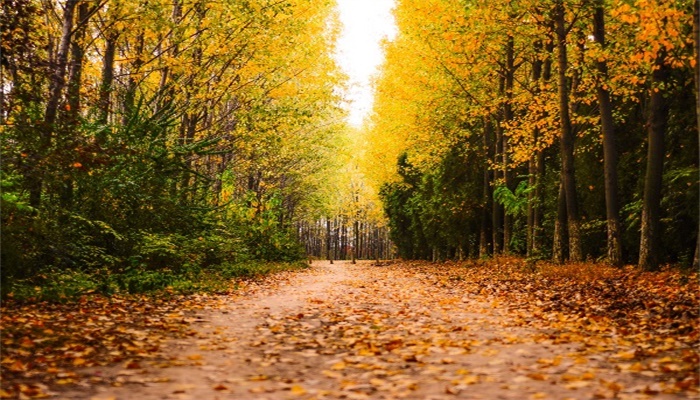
368, 0, 698, 268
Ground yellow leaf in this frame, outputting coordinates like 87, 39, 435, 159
581, 372, 595, 380
73, 358, 86, 366
290, 385, 306, 395
615, 351, 635, 360
527, 373, 548, 381
331, 361, 346, 370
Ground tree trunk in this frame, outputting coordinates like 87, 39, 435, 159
554, 0, 583, 262
44, 0, 78, 141
352, 220, 358, 264
639, 51, 671, 271
66, 2, 89, 124
122, 31, 144, 123
326, 218, 333, 264
527, 40, 544, 258
492, 115, 504, 255
480, 119, 493, 258
61, 1, 91, 209
97, 32, 117, 128
553, 181, 568, 263
28, 0, 78, 207
533, 33, 554, 257
594, 2, 623, 267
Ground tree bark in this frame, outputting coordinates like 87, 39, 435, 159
326, 218, 333, 264
122, 31, 144, 123
553, 181, 568, 263
480, 118, 494, 258
554, 0, 583, 262
61, 1, 92, 209
492, 115, 504, 255
44, 0, 78, 140
639, 51, 671, 271
527, 40, 544, 258
594, 2, 623, 267
352, 220, 358, 264
97, 32, 117, 128
533, 33, 554, 257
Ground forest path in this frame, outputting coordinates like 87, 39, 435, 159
73, 261, 687, 400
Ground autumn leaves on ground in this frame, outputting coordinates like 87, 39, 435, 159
2, 259, 698, 399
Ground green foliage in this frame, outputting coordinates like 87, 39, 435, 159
493, 181, 531, 217
228, 192, 305, 262
381, 140, 483, 260
5, 260, 308, 302
1, 99, 304, 299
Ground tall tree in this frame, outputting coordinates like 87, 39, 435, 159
639, 49, 671, 271
554, 0, 583, 262
593, 0, 622, 266
28, 0, 79, 207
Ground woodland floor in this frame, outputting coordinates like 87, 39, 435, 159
1, 260, 699, 399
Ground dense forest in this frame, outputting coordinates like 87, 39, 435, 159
365, 0, 699, 270
1, 0, 698, 300
1, 0, 368, 296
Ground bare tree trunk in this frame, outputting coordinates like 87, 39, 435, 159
554, 0, 583, 262
593, 2, 623, 267
639, 51, 671, 271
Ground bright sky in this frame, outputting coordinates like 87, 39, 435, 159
335, 0, 397, 127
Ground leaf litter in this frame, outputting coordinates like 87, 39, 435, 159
1, 259, 697, 399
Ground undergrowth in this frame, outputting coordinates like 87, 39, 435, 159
4, 261, 309, 303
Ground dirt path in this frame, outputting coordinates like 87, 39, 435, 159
69, 261, 693, 399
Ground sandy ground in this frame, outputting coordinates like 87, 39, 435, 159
63, 261, 693, 399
